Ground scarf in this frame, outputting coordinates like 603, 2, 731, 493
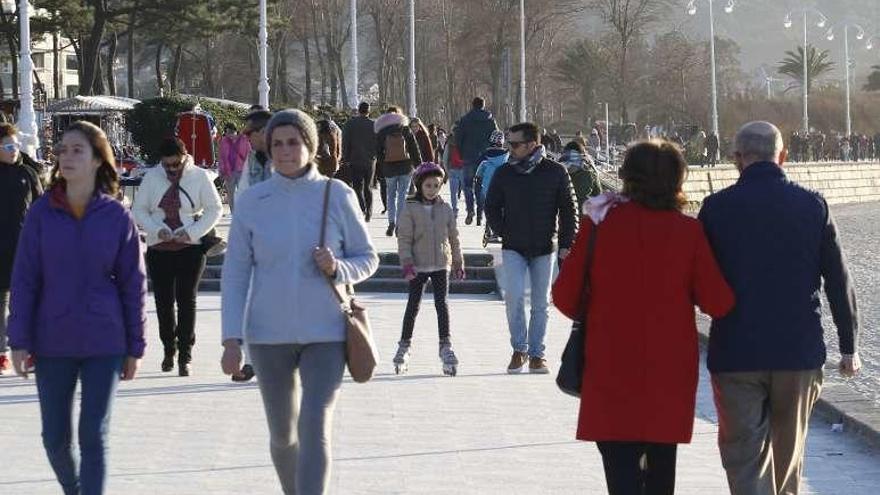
158, 167, 184, 231
508, 145, 546, 175
583, 191, 629, 225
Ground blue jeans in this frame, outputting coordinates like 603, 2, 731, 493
386, 173, 412, 226
500, 250, 555, 358
462, 163, 478, 215
448, 168, 464, 217
36, 355, 125, 495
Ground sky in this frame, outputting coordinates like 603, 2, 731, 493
578, 0, 880, 85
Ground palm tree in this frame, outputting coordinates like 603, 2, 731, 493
777, 45, 835, 94
552, 40, 607, 122
865, 65, 880, 91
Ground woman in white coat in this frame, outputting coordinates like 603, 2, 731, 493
132, 137, 221, 376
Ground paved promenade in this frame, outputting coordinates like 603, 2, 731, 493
2, 292, 879, 494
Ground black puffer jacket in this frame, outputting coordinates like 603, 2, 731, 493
0, 160, 43, 290
485, 157, 578, 258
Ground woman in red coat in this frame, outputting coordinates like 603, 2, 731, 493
552, 140, 734, 495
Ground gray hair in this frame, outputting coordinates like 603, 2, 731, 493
265, 109, 318, 161
734, 121, 784, 163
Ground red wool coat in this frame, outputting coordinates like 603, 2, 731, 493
552, 202, 734, 444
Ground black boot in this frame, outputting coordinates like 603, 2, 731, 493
386, 223, 395, 237
178, 351, 191, 377
161, 350, 175, 372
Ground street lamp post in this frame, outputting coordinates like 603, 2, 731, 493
687, 0, 735, 161
258, 0, 269, 109
784, 8, 828, 133
597, 102, 610, 161
350, 0, 359, 109
826, 22, 868, 137
407, 0, 416, 117
18, 0, 38, 156
518, 0, 526, 122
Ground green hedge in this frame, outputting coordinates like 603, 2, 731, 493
126, 95, 249, 163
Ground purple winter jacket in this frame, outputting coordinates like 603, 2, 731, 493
7, 187, 147, 358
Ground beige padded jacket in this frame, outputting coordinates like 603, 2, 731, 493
396, 197, 463, 272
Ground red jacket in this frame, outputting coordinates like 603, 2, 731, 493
552, 202, 734, 444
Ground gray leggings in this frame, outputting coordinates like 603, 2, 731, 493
249, 342, 346, 495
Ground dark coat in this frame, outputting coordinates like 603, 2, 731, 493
342, 115, 376, 168
485, 156, 578, 257
699, 162, 860, 372
0, 160, 42, 290
454, 108, 498, 166
374, 113, 421, 178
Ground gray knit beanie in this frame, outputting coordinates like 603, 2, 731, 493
265, 109, 318, 161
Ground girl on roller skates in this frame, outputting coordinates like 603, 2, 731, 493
394, 162, 465, 376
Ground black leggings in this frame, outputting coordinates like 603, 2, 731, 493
146, 246, 206, 362
350, 163, 375, 218
597, 441, 678, 495
400, 270, 450, 342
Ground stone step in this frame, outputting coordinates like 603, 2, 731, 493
151, 277, 497, 295
205, 252, 495, 268
200, 264, 496, 281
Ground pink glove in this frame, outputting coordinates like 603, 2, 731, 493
402, 264, 417, 281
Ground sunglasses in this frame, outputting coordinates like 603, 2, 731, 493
507, 141, 530, 149
1, 143, 19, 153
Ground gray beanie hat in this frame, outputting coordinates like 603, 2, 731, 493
264, 109, 318, 161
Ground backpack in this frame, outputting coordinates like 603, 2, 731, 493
384, 131, 410, 163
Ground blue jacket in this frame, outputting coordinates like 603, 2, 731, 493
455, 109, 498, 165
698, 162, 859, 372
475, 149, 509, 200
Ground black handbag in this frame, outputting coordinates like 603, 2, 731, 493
178, 185, 226, 257
556, 222, 598, 398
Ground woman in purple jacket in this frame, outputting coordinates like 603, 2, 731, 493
7, 121, 146, 495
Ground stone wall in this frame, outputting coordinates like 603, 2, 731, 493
684, 162, 880, 205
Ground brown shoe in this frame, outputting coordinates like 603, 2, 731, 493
507, 351, 528, 374
529, 357, 550, 374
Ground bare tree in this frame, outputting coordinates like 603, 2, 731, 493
586, 0, 672, 122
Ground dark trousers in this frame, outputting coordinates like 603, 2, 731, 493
146, 246, 206, 362
378, 176, 388, 211
36, 355, 124, 495
462, 163, 477, 215
401, 270, 450, 342
597, 441, 678, 495
350, 162, 375, 219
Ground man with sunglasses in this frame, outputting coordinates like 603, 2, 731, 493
486, 122, 578, 374
0, 123, 42, 374
235, 109, 273, 202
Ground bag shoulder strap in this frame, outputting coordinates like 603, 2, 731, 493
576, 221, 598, 321
319, 179, 352, 309
178, 184, 195, 208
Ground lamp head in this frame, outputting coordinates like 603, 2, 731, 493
687, 0, 696, 16
784, 15, 792, 29
826, 28, 835, 41
817, 17, 826, 28
724, 0, 735, 14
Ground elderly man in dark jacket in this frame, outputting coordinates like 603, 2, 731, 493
486, 122, 578, 375
699, 121, 861, 495
0, 123, 42, 373
343, 102, 377, 220
455, 97, 498, 225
